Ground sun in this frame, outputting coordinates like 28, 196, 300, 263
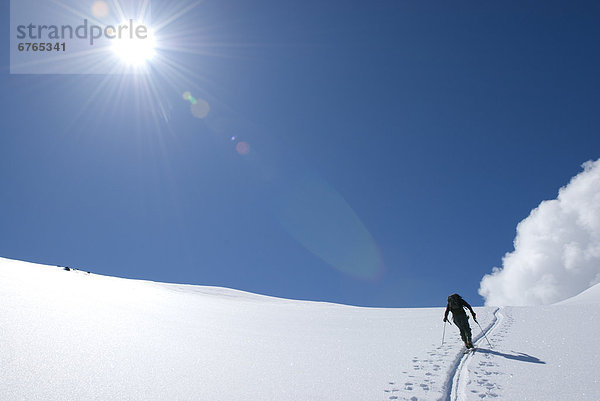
110, 23, 156, 66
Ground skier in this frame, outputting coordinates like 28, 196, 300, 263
443, 293, 477, 349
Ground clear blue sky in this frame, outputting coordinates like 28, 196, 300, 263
1, 0, 599, 307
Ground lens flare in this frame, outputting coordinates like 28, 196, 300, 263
277, 176, 383, 280
236, 141, 250, 155
190, 99, 210, 119
91, 1, 109, 18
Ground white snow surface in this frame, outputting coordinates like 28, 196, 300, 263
555, 282, 600, 305
1, 257, 599, 401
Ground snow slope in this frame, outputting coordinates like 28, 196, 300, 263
1, 257, 598, 400
555, 282, 600, 305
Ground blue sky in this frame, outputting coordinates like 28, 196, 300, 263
1, 0, 599, 307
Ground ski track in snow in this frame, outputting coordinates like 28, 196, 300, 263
463, 309, 516, 400
382, 308, 501, 401
446, 307, 502, 401
383, 344, 454, 401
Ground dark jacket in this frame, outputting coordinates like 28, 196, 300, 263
444, 296, 475, 320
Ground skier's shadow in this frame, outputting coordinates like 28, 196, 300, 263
476, 348, 545, 364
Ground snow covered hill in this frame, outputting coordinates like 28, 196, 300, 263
555, 282, 600, 305
1, 257, 598, 400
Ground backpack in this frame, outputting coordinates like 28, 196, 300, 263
447, 294, 464, 312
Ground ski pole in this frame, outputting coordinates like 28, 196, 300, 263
475, 320, 493, 348
441, 319, 451, 345
442, 321, 446, 346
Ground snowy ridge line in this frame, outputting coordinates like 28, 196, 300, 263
438, 307, 501, 401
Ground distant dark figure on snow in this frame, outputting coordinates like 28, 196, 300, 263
443, 293, 477, 348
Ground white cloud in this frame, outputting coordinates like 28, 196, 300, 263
479, 159, 600, 306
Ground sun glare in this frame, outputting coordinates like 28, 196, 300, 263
110, 23, 156, 66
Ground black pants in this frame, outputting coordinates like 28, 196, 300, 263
453, 313, 472, 344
